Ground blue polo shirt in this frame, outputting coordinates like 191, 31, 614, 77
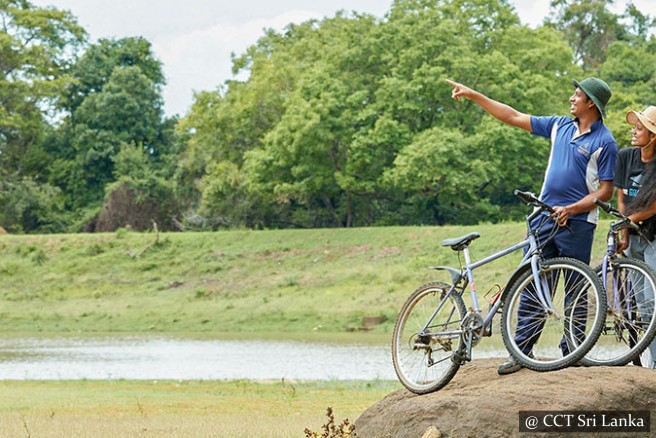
530, 116, 618, 224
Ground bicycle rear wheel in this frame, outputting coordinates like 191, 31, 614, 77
581, 258, 656, 366
501, 257, 606, 371
392, 282, 466, 394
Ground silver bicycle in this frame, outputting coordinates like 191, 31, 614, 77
392, 190, 606, 394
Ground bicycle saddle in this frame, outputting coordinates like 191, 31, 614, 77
441, 232, 481, 251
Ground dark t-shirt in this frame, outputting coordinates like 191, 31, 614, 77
614, 147, 656, 238
614, 147, 645, 206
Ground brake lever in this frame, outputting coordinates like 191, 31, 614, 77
548, 208, 572, 233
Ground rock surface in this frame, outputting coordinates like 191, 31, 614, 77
355, 358, 656, 438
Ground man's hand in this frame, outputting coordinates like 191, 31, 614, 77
552, 206, 571, 227
446, 79, 474, 101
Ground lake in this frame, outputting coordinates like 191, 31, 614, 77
0, 336, 510, 380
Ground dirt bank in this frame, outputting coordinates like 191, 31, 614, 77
355, 358, 655, 438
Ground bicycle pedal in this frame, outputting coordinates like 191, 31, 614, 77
451, 352, 468, 365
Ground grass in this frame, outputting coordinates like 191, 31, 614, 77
0, 379, 399, 437
0, 222, 613, 335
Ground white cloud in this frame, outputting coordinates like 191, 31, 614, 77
154, 10, 322, 116
511, 0, 552, 28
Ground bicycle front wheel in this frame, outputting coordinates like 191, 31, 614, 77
392, 282, 466, 394
501, 257, 606, 371
581, 258, 656, 366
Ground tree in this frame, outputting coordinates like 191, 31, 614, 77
0, 177, 66, 233
0, 1, 86, 233
0, 0, 85, 177
61, 36, 165, 113
50, 65, 165, 208
622, 1, 656, 40
180, 0, 577, 228
48, 37, 176, 222
545, 0, 625, 69
240, 13, 384, 228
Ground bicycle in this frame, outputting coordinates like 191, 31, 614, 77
391, 190, 606, 395
578, 199, 656, 366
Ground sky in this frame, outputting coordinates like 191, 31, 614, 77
30, 0, 656, 117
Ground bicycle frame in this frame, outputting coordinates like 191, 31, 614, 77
595, 198, 644, 316
600, 223, 628, 313
427, 207, 554, 338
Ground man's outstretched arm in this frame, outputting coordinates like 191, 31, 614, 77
447, 79, 532, 132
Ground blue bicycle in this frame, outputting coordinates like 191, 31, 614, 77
579, 199, 656, 366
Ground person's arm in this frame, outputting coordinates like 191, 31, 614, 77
552, 180, 614, 227
628, 202, 656, 223
617, 189, 629, 252
617, 187, 627, 213
446, 79, 532, 132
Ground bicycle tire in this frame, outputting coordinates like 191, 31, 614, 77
392, 282, 466, 394
580, 258, 656, 366
501, 257, 606, 371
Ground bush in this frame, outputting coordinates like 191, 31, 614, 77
304, 407, 357, 438
95, 176, 179, 231
0, 177, 67, 233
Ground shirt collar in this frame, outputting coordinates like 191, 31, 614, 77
573, 117, 603, 138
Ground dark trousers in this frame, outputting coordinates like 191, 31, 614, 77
514, 218, 596, 355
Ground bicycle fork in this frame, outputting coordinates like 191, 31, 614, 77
524, 230, 561, 318
532, 255, 559, 317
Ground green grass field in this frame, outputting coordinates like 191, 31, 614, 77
0, 222, 611, 335
0, 379, 399, 437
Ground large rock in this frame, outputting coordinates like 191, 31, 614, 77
355, 358, 656, 438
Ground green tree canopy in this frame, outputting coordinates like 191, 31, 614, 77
62, 36, 165, 112
178, 0, 581, 228
3, 0, 655, 233
47, 37, 176, 228
0, 0, 85, 179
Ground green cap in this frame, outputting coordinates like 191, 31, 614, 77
572, 77, 612, 118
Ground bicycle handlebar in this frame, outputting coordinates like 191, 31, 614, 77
513, 190, 556, 214
592, 198, 642, 234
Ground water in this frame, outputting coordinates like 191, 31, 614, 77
0, 337, 510, 381
0, 337, 407, 381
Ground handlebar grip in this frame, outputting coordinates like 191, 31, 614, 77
514, 189, 555, 213
593, 198, 614, 214
513, 189, 537, 204
599, 199, 641, 233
